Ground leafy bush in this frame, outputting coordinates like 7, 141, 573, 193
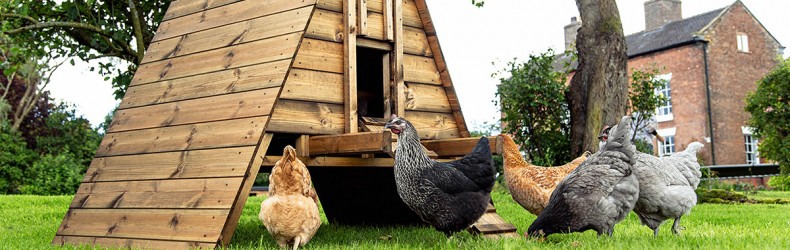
18, 153, 83, 195
0, 123, 38, 194
634, 139, 654, 155
745, 58, 790, 174
768, 175, 790, 191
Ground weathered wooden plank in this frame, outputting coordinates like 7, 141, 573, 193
358, 0, 368, 36
280, 69, 343, 104
268, 100, 344, 135
55, 209, 228, 242
83, 147, 255, 182
72, 178, 243, 209
96, 117, 268, 157
393, 0, 406, 117
404, 111, 460, 139
134, 32, 302, 86
404, 54, 441, 85
306, 9, 344, 42
145, 6, 312, 64
162, 0, 242, 21
405, 83, 451, 113
53, 235, 216, 249
404, 26, 432, 56
402, 0, 423, 28
293, 38, 344, 73
421, 136, 499, 157
153, 0, 314, 42
110, 88, 278, 133
384, 0, 394, 41
317, 0, 383, 13
344, 0, 359, 134
121, 59, 290, 109
218, 133, 273, 246
382, 53, 392, 118
310, 131, 392, 155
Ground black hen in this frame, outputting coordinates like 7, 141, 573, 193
384, 114, 496, 236
528, 116, 639, 237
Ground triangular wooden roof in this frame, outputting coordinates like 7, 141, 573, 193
53, 0, 470, 248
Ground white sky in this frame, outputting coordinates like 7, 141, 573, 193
46, 0, 789, 130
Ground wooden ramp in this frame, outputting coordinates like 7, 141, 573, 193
53, 0, 315, 248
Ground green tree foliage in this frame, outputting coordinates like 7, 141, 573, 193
1, 0, 170, 99
495, 50, 571, 167
628, 66, 667, 139
35, 104, 102, 167
0, 122, 37, 194
746, 58, 790, 175
18, 153, 85, 195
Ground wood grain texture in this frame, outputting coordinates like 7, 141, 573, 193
268, 100, 344, 135
163, 0, 242, 21
392, 0, 406, 118
145, 6, 312, 64
83, 147, 255, 182
309, 131, 392, 155
53, 235, 216, 249
404, 83, 451, 113
293, 38, 344, 73
110, 88, 278, 133
404, 54, 440, 85
306, 9, 344, 42
153, 0, 314, 42
72, 177, 244, 209
306, 9, 427, 56
96, 117, 268, 157
317, 0, 383, 13
121, 59, 290, 109
134, 32, 302, 86
280, 69, 343, 104
421, 136, 499, 157
55, 209, 228, 242
344, 0, 359, 134
404, 26, 432, 56
404, 111, 460, 140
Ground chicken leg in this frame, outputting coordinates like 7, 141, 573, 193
672, 216, 684, 235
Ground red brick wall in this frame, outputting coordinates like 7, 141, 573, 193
703, 2, 781, 165
627, 44, 712, 163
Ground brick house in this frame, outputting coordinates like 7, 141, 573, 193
563, 0, 784, 165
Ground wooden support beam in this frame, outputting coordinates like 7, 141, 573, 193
309, 131, 392, 155
219, 133, 273, 246
344, 0, 359, 133
392, 0, 405, 117
296, 135, 310, 157
357, 37, 392, 51
421, 136, 501, 157
260, 155, 456, 168
383, 0, 394, 41
382, 53, 392, 118
357, 0, 368, 36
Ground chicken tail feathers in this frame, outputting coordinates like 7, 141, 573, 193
683, 142, 704, 155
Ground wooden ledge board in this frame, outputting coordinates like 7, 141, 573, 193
308, 131, 393, 156
421, 136, 501, 157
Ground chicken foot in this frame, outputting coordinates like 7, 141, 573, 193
672, 216, 685, 235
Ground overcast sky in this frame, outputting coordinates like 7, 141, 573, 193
46, 0, 789, 131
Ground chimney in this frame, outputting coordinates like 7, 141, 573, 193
564, 16, 582, 51
644, 0, 682, 30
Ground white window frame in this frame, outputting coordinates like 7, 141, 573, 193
737, 33, 749, 52
654, 73, 673, 122
656, 127, 676, 156
742, 126, 759, 164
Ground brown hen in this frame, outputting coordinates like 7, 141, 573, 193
259, 146, 320, 249
500, 134, 590, 216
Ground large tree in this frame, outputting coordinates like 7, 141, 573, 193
1, 0, 169, 99
568, 0, 629, 156
745, 58, 790, 175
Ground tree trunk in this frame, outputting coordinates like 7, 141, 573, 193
568, 0, 629, 156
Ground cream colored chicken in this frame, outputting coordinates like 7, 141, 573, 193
500, 134, 590, 215
259, 146, 320, 249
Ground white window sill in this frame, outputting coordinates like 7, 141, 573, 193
655, 114, 673, 122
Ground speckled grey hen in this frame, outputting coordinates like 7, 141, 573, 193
528, 116, 639, 237
384, 114, 496, 236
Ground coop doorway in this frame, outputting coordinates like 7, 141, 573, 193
356, 47, 391, 119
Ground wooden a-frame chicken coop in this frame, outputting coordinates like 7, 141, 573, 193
53, 0, 516, 248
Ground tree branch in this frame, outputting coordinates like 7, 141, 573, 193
127, 0, 145, 64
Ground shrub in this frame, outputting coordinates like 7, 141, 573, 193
768, 175, 790, 191
745, 58, 790, 174
0, 123, 38, 194
18, 153, 83, 195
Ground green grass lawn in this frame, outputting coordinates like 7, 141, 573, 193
2, 189, 789, 249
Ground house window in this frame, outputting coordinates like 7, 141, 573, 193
742, 126, 760, 165
655, 73, 673, 122
659, 135, 676, 156
737, 33, 749, 52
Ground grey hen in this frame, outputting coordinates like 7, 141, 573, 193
631, 142, 704, 236
528, 116, 639, 237
384, 114, 496, 236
